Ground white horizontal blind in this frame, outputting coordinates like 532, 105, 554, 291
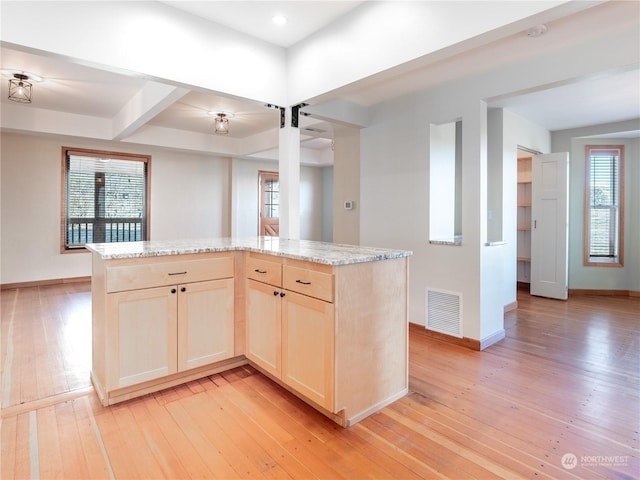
587, 147, 621, 258
64, 151, 148, 249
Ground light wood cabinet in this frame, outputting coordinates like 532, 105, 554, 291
178, 278, 235, 370
245, 252, 407, 426
90, 245, 409, 426
246, 254, 335, 411
246, 278, 281, 378
107, 285, 178, 388
282, 290, 334, 410
91, 252, 240, 406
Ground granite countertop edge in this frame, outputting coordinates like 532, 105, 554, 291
85, 238, 413, 266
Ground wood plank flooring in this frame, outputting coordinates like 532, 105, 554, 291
1, 283, 638, 479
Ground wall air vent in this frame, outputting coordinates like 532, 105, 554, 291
426, 288, 462, 338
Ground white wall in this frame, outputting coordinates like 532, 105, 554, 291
0, 132, 232, 284
321, 167, 334, 242
229, 157, 326, 241
498, 109, 551, 307
1, 133, 327, 284
354, 11, 635, 341
230, 158, 275, 238
553, 125, 639, 292
332, 127, 360, 245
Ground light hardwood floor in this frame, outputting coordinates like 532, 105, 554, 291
1, 283, 638, 479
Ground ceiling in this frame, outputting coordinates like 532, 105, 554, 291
1, 1, 638, 159
160, 1, 365, 48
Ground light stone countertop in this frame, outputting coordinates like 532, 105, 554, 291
85, 237, 412, 266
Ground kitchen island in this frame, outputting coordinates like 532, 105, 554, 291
87, 237, 411, 427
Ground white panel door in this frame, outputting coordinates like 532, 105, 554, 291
531, 152, 569, 300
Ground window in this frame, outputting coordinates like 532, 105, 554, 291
429, 120, 462, 244
258, 171, 279, 236
584, 145, 624, 267
61, 147, 150, 251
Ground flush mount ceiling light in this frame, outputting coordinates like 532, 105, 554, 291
213, 113, 229, 135
207, 110, 234, 135
8, 73, 33, 103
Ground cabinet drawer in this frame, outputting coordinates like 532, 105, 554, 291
106, 255, 234, 293
283, 266, 333, 303
246, 256, 282, 286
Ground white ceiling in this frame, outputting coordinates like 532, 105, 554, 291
160, 1, 365, 48
1, 0, 638, 156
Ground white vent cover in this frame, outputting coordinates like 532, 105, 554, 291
426, 288, 462, 338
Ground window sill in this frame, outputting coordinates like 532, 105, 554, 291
585, 257, 623, 268
429, 236, 462, 246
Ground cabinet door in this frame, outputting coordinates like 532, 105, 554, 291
177, 278, 235, 370
107, 286, 178, 389
246, 279, 281, 378
282, 290, 335, 411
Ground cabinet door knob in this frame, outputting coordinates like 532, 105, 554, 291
181, 287, 186, 292
274, 290, 279, 296
170, 288, 177, 294
280, 292, 285, 298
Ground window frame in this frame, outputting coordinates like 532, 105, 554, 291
258, 170, 279, 236
60, 147, 151, 253
583, 145, 624, 267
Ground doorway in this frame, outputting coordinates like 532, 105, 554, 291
516, 147, 570, 300
259, 171, 279, 236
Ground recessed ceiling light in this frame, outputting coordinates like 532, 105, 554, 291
272, 14, 287, 26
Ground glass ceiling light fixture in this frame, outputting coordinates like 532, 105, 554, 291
214, 113, 229, 135
8, 73, 32, 103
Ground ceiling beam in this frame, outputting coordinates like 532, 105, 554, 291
112, 81, 189, 141
302, 100, 370, 129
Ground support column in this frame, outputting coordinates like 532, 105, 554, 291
278, 106, 301, 239
462, 100, 505, 347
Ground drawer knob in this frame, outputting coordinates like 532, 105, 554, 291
168, 271, 187, 276
295, 279, 311, 285
255, 269, 267, 274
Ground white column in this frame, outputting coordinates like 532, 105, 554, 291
462, 100, 505, 345
278, 107, 301, 239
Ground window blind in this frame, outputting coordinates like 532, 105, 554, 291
64, 152, 148, 249
588, 150, 619, 257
